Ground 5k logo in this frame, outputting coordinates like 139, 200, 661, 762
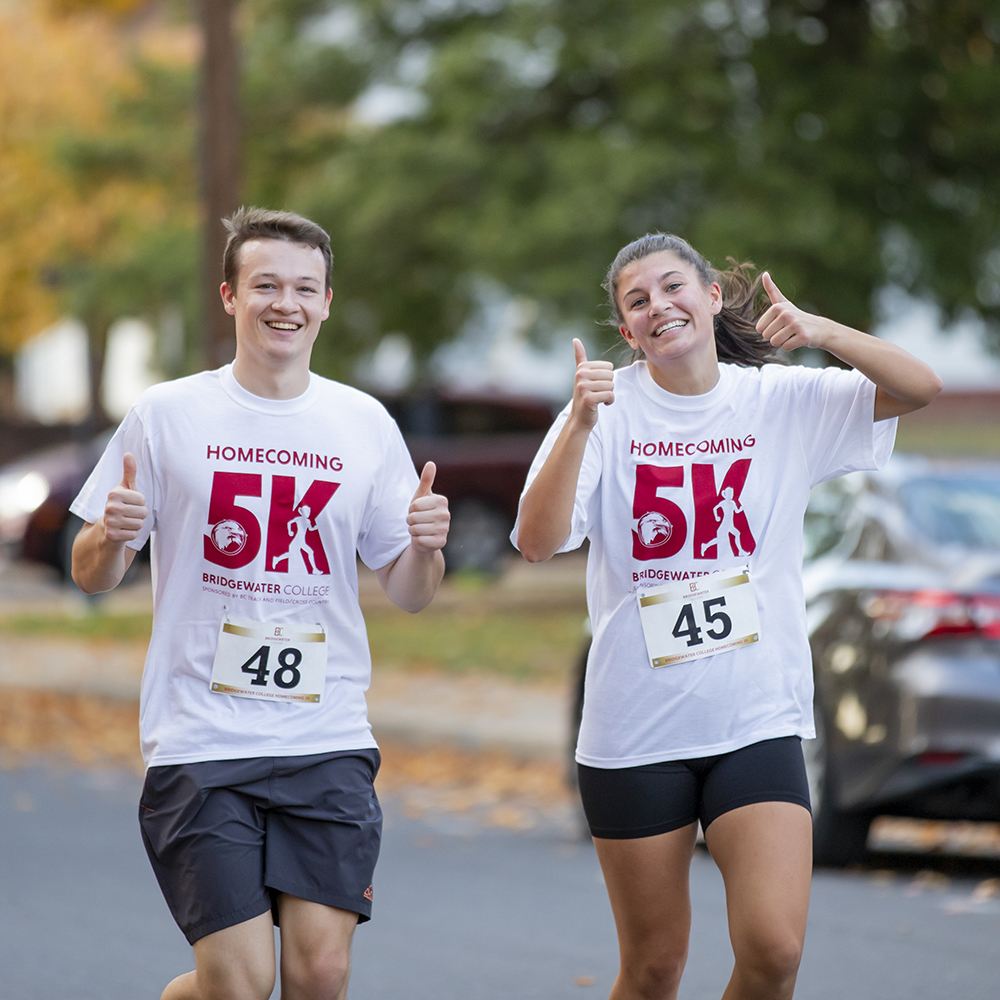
632, 460, 756, 561
204, 472, 340, 573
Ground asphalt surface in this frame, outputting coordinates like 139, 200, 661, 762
3, 764, 1000, 1000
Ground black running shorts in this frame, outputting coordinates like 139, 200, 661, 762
139, 749, 381, 944
577, 736, 811, 840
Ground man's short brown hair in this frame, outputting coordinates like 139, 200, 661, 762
222, 207, 333, 293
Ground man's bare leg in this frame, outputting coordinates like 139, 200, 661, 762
277, 895, 358, 1000
161, 910, 276, 1000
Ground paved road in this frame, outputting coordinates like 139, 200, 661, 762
3, 765, 1000, 1000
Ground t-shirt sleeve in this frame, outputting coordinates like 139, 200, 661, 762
69, 409, 157, 550
356, 415, 419, 570
510, 402, 603, 554
791, 366, 897, 486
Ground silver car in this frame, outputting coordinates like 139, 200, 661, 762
803, 456, 1000, 865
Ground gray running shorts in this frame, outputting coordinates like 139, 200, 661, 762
139, 749, 381, 944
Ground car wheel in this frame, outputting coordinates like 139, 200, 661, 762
59, 513, 84, 583
567, 637, 591, 838
805, 706, 873, 867
443, 500, 512, 574
567, 638, 589, 790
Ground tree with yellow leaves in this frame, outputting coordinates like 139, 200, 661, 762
0, 0, 200, 421
0, 2, 130, 353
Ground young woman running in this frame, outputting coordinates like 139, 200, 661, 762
515, 234, 941, 1000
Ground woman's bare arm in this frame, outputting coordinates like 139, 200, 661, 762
517, 340, 614, 563
756, 273, 942, 420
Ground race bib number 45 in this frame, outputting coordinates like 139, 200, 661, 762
637, 571, 760, 668
210, 615, 327, 703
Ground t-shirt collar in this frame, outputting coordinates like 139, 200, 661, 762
635, 360, 733, 411
219, 363, 320, 415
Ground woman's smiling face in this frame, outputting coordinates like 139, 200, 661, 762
616, 250, 722, 370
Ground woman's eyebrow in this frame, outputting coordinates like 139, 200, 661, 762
623, 271, 683, 299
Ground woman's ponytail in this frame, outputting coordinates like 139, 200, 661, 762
712, 259, 784, 368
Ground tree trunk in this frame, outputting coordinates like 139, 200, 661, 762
200, 0, 241, 368
82, 304, 111, 440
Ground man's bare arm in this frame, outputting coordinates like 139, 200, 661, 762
71, 453, 147, 594
375, 462, 449, 613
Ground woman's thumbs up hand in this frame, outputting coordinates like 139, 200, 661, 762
570, 338, 615, 430
756, 272, 830, 352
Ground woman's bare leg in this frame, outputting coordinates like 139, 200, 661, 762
592, 823, 699, 1000
704, 802, 812, 1000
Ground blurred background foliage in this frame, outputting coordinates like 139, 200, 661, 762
3, 0, 1000, 386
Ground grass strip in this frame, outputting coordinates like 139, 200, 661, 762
0, 608, 587, 681
0, 612, 154, 641
365, 608, 586, 680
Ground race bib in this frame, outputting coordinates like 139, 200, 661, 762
636, 570, 760, 668
210, 614, 327, 703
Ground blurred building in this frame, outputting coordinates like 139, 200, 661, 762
875, 290, 1000, 454
14, 317, 163, 428
875, 288, 1000, 392
101, 318, 163, 421
14, 319, 90, 424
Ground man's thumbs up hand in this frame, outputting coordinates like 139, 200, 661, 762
120, 453, 137, 490
104, 452, 148, 543
412, 461, 436, 499
407, 461, 450, 553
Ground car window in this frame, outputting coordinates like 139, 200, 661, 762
900, 475, 1000, 549
804, 476, 860, 561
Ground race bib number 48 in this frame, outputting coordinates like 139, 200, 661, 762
636, 571, 760, 668
210, 615, 327, 703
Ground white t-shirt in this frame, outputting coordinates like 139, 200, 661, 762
513, 361, 896, 768
71, 365, 418, 768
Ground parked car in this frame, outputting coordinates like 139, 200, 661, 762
380, 389, 555, 572
0, 390, 557, 578
803, 456, 1000, 864
566, 456, 1000, 865
0, 433, 112, 577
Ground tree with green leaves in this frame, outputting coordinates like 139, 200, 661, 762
16, 0, 1000, 392
262, 0, 1000, 367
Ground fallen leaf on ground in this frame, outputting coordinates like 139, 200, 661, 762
0, 689, 578, 832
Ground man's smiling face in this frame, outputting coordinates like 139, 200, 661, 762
221, 238, 332, 372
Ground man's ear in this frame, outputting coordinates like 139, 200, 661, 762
220, 282, 237, 316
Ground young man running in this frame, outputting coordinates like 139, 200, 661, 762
71, 207, 450, 1000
